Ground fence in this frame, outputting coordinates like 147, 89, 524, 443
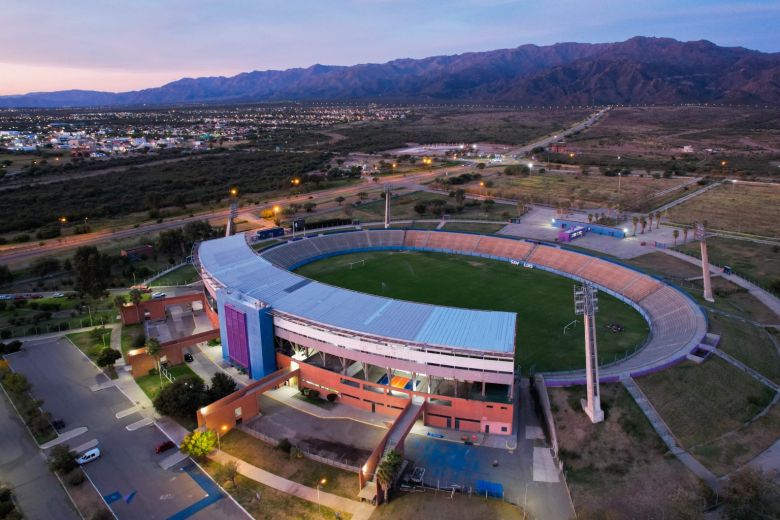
1, 312, 114, 340
143, 261, 195, 287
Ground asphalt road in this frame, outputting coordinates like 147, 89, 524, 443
6, 337, 247, 520
0, 386, 80, 520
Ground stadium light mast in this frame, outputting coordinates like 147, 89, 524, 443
226, 187, 239, 237
574, 282, 604, 423
383, 185, 391, 229
695, 222, 714, 302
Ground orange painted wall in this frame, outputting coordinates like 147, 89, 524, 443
120, 292, 217, 327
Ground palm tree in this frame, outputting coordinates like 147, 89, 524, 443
655, 211, 662, 229
129, 288, 142, 322
588, 213, 593, 223
648, 213, 654, 230
376, 460, 394, 504
673, 229, 679, 245
632, 216, 639, 236
640, 216, 647, 234
146, 338, 163, 388
683, 227, 689, 242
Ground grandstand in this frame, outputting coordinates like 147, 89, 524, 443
196, 228, 706, 435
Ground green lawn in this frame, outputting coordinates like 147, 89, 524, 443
296, 250, 649, 372
709, 314, 780, 385
67, 327, 112, 360
149, 264, 199, 287
134, 363, 199, 401
220, 429, 358, 500
636, 358, 775, 448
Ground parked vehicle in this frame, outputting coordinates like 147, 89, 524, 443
52, 419, 66, 430
151, 292, 166, 299
76, 448, 101, 465
154, 440, 176, 454
184, 352, 194, 363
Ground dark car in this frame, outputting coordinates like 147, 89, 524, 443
184, 352, 194, 363
154, 440, 175, 454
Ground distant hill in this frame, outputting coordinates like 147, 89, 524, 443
2, 37, 779, 108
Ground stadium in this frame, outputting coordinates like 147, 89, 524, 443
194, 228, 707, 439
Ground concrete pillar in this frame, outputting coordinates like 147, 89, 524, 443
581, 314, 604, 423
700, 240, 714, 302
481, 380, 486, 397
384, 185, 391, 229
412, 372, 417, 391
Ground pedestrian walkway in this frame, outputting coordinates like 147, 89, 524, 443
662, 249, 780, 318
209, 450, 375, 520
621, 376, 720, 491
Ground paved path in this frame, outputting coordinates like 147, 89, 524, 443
661, 249, 780, 318
0, 385, 81, 520
209, 450, 375, 520
712, 350, 780, 392
621, 376, 720, 491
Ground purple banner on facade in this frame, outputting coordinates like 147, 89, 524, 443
225, 304, 250, 370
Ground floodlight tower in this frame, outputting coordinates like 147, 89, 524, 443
383, 185, 391, 229
226, 187, 239, 237
695, 222, 714, 302
574, 282, 604, 423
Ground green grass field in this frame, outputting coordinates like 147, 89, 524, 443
296, 250, 649, 372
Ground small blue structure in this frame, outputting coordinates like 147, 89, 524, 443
475, 480, 504, 498
552, 218, 627, 239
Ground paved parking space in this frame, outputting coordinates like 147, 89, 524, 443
6, 337, 247, 520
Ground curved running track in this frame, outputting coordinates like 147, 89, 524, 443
258, 229, 708, 385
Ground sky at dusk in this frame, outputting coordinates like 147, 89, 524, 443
1, 0, 778, 96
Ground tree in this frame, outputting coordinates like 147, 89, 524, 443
303, 202, 317, 213
476, 162, 485, 170
129, 288, 143, 322
376, 450, 402, 504
640, 216, 647, 234
722, 468, 780, 520
357, 192, 368, 201
648, 213, 654, 230
413, 203, 427, 216
180, 429, 217, 459
96, 348, 121, 369
208, 372, 238, 402
335, 196, 345, 206
673, 229, 680, 245
153, 374, 207, 419
48, 444, 77, 474
215, 460, 239, 488
113, 294, 126, 311
454, 188, 465, 208
631, 216, 639, 236
655, 211, 662, 229
2, 372, 30, 394
588, 214, 593, 223
145, 337, 163, 387
683, 227, 689, 242
72, 246, 111, 298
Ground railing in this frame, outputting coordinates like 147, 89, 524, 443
1, 312, 114, 340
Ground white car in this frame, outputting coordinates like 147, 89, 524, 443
151, 292, 166, 300
51, 292, 65, 298
76, 447, 101, 465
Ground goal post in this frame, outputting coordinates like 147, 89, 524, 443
348, 259, 366, 270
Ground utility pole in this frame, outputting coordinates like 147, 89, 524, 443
226, 187, 239, 237
574, 283, 603, 423
695, 223, 714, 302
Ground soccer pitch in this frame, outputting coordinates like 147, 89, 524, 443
296, 250, 650, 373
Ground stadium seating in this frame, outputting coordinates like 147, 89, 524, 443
528, 245, 592, 274
473, 235, 534, 260
366, 229, 405, 247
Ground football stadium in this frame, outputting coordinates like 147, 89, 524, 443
194, 228, 707, 440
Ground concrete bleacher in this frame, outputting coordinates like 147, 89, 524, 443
258, 229, 705, 383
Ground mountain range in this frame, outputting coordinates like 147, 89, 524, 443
2, 37, 779, 108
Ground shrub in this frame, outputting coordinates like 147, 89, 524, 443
326, 393, 338, 403
66, 470, 85, 486
308, 389, 320, 399
49, 444, 77, 474
278, 438, 292, 453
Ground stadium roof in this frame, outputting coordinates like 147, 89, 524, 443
198, 233, 516, 354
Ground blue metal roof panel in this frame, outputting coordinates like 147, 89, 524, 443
198, 234, 516, 353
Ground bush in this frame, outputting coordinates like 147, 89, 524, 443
0, 340, 22, 355
278, 438, 292, 453
66, 469, 85, 486
326, 393, 338, 403
49, 444, 77, 474
307, 389, 320, 399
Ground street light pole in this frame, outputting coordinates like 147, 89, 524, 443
317, 478, 327, 518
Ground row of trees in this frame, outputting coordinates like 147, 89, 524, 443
152, 372, 238, 423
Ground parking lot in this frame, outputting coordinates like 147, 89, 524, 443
6, 336, 247, 520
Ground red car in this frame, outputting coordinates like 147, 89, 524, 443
154, 440, 176, 454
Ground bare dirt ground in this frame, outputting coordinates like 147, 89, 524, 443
550, 384, 705, 518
